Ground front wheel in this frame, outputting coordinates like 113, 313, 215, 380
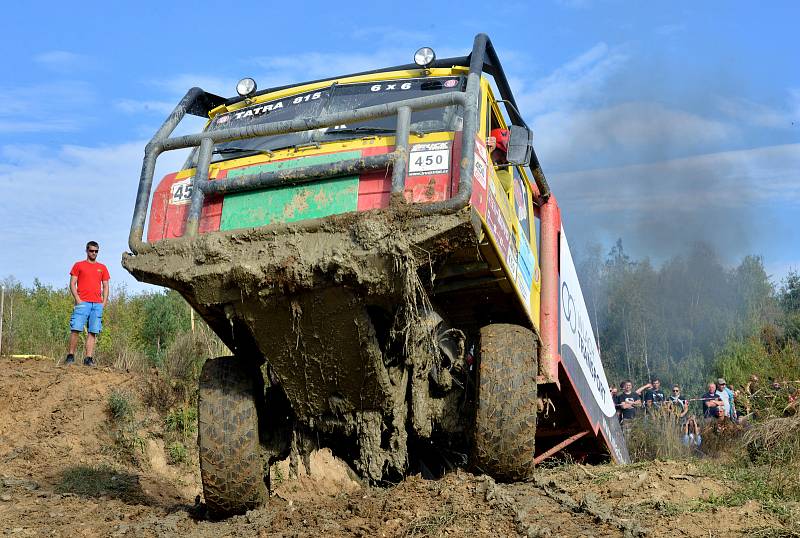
198, 356, 266, 517
472, 324, 538, 481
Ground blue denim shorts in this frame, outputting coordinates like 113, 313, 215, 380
70, 302, 104, 334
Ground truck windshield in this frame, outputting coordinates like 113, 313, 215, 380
206, 76, 465, 162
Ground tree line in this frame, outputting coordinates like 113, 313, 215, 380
576, 240, 800, 396
0, 277, 204, 369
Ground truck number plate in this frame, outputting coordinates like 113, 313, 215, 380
170, 178, 194, 205
408, 142, 450, 176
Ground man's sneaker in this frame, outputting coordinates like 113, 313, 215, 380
64, 354, 75, 366
83, 357, 96, 367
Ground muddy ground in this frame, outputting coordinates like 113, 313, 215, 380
0, 356, 796, 537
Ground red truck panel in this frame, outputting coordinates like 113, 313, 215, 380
147, 143, 459, 242
146, 173, 223, 243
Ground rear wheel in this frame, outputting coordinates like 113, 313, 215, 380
472, 324, 538, 481
198, 356, 266, 517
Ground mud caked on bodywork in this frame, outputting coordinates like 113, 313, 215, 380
123, 33, 627, 516
125, 205, 479, 480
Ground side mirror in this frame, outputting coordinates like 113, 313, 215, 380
506, 125, 533, 166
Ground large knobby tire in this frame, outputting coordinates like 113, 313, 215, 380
473, 324, 538, 481
198, 356, 266, 517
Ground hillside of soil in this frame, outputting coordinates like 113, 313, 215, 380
0, 355, 796, 537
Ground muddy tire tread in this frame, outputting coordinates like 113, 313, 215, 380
198, 356, 266, 517
473, 323, 538, 481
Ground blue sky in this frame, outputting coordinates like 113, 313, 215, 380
1, 0, 798, 293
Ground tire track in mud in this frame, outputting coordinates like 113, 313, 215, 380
482, 475, 648, 538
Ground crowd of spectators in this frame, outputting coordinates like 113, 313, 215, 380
612, 376, 744, 449
611, 375, 799, 455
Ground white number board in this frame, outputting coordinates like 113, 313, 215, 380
408, 142, 450, 176
169, 178, 194, 205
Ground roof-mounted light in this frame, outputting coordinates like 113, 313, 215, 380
236, 77, 257, 97
414, 47, 436, 68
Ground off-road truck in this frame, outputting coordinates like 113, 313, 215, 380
123, 34, 629, 517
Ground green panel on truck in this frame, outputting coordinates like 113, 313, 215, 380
220, 151, 361, 230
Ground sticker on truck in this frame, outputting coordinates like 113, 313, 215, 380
516, 238, 535, 308
408, 142, 450, 176
169, 178, 194, 205
485, 190, 511, 257
470, 135, 489, 215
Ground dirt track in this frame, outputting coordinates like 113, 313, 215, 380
0, 356, 794, 537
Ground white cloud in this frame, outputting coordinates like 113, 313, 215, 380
147, 74, 235, 99
0, 142, 187, 290
718, 90, 800, 129
250, 50, 408, 87
0, 81, 94, 133
792, 89, 800, 121
114, 98, 175, 115
655, 23, 687, 38
514, 42, 628, 116
33, 51, 93, 73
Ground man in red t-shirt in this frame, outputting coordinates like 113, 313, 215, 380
65, 241, 110, 367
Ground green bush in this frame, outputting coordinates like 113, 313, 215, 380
107, 390, 135, 423
166, 442, 189, 465
165, 405, 197, 441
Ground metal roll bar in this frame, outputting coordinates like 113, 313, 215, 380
128, 33, 551, 254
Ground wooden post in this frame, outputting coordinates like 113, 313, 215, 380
190, 307, 195, 334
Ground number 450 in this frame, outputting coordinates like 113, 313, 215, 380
414, 154, 444, 167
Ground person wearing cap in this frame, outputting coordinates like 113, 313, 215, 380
717, 378, 737, 422
715, 378, 732, 418
488, 128, 513, 193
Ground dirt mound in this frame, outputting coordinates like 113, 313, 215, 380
0, 356, 194, 505
0, 356, 796, 537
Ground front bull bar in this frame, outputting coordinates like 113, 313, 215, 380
127, 33, 551, 255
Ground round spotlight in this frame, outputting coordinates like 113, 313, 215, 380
414, 47, 436, 68
236, 77, 257, 97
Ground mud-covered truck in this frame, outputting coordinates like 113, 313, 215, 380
123, 34, 629, 516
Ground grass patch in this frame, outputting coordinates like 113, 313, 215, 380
744, 415, 800, 467
741, 527, 800, 538
163, 405, 197, 466
103, 390, 145, 466
270, 463, 285, 487
404, 502, 457, 537
107, 390, 135, 423
166, 441, 189, 465
57, 465, 146, 503
624, 408, 693, 462
697, 461, 800, 522
164, 405, 197, 441
103, 428, 147, 466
